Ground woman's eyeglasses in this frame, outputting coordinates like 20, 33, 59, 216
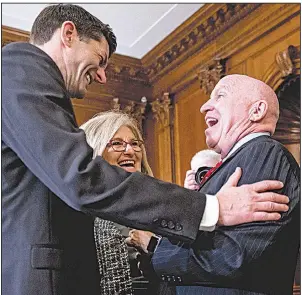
106, 139, 144, 152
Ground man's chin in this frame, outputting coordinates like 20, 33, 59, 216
205, 135, 217, 149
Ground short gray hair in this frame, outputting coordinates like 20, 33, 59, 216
190, 149, 221, 171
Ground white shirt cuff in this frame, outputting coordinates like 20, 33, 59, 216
199, 194, 219, 231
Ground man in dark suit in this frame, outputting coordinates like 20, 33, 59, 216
128, 74, 300, 294
2, 4, 290, 295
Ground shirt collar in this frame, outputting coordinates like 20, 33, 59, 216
224, 132, 270, 162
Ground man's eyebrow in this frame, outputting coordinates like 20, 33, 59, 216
99, 53, 108, 67
210, 86, 227, 99
217, 85, 229, 93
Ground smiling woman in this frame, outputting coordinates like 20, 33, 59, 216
80, 111, 154, 295
80, 111, 152, 175
103, 127, 144, 173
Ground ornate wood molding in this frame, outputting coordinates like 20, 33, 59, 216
276, 45, 299, 77
264, 46, 300, 145
151, 92, 174, 183
106, 62, 150, 86
1, 25, 150, 87
263, 45, 300, 91
273, 75, 300, 145
151, 93, 172, 127
1, 25, 29, 46
197, 58, 227, 95
213, 4, 300, 58
143, 4, 260, 83
147, 4, 299, 99
110, 97, 148, 128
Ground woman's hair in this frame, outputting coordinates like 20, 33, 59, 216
80, 111, 153, 176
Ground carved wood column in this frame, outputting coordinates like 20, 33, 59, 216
270, 45, 301, 165
197, 58, 227, 94
110, 97, 147, 130
151, 93, 174, 182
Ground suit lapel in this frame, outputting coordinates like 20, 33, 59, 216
198, 139, 257, 189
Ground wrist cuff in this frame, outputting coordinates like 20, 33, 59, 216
147, 235, 162, 253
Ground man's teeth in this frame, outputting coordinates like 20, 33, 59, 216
206, 118, 218, 127
86, 73, 91, 84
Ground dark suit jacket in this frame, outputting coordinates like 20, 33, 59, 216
152, 136, 300, 295
2, 42, 207, 295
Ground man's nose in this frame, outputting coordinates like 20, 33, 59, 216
200, 101, 212, 114
95, 67, 107, 84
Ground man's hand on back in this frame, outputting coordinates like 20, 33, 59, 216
217, 167, 289, 226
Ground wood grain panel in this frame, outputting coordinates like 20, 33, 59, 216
150, 3, 300, 187
174, 88, 208, 186
155, 124, 172, 182
1, 4, 300, 293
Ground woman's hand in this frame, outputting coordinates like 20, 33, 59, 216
125, 230, 154, 253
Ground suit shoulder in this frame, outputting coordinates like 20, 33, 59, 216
2, 42, 65, 90
244, 136, 291, 157
2, 42, 35, 54
247, 135, 282, 148
241, 136, 300, 183
248, 136, 298, 166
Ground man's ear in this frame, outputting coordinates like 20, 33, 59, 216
60, 21, 77, 47
249, 100, 268, 122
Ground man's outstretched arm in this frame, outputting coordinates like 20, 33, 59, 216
126, 167, 289, 252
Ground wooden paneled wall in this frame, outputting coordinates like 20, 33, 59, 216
3, 4, 300, 181
145, 6, 301, 293
142, 3, 300, 185
2, 4, 300, 293
143, 5, 300, 293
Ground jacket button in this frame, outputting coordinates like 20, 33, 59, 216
161, 219, 168, 228
152, 218, 160, 225
161, 275, 166, 281
177, 276, 182, 282
167, 221, 175, 229
175, 223, 183, 231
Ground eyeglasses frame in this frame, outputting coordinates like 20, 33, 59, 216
106, 139, 144, 152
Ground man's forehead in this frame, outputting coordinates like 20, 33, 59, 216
216, 76, 243, 92
210, 78, 242, 100
213, 82, 231, 93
